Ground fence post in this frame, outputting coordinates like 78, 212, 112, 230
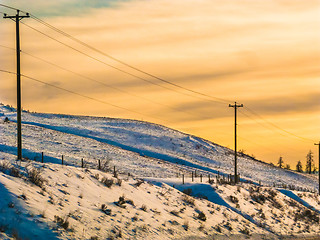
195, 170, 197, 178
41, 152, 43, 163
208, 174, 210, 182
98, 159, 101, 170
81, 158, 84, 168
62, 155, 64, 165
113, 166, 116, 177
192, 172, 194, 182
182, 174, 184, 184
200, 174, 202, 183
218, 171, 220, 178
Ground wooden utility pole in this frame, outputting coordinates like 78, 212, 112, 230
315, 142, 320, 195
229, 102, 243, 183
4, 10, 29, 160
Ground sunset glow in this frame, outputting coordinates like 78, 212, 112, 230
1, 0, 319, 167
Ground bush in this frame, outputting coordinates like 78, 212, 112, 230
54, 215, 69, 230
27, 167, 45, 188
225, 221, 232, 231
0, 161, 10, 172
140, 204, 147, 212
295, 209, 319, 223
101, 177, 113, 188
182, 195, 195, 206
197, 211, 206, 221
134, 179, 144, 187
101, 204, 112, 215
10, 166, 21, 177
251, 193, 266, 204
170, 210, 180, 217
229, 195, 239, 204
183, 220, 189, 231
115, 196, 126, 208
240, 226, 250, 235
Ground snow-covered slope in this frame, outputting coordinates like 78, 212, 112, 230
1, 103, 320, 239
0, 104, 317, 191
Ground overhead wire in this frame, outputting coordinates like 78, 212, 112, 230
243, 106, 315, 143
24, 13, 317, 145
28, 13, 231, 104
0, 44, 219, 121
0, 69, 173, 123
21, 21, 227, 106
1, 4, 317, 159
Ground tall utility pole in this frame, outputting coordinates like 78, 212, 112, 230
229, 102, 243, 183
4, 10, 29, 160
315, 141, 320, 195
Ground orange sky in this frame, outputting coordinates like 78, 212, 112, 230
0, 0, 319, 167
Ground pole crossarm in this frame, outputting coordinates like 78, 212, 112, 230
3, 10, 29, 160
229, 102, 243, 183
3, 10, 30, 20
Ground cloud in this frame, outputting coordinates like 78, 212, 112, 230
0, 0, 319, 165
0, 0, 130, 17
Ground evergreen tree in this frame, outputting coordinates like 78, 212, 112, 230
296, 160, 303, 172
277, 156, 284, 168
285, 164, 290, 170
305, 150, 314, 174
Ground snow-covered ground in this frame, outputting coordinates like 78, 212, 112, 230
1, 103, 320, 239
0, 104, 317, 190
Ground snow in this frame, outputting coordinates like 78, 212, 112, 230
1, 103, 320, 239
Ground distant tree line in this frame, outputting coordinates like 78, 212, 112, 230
276, 150, 317, 174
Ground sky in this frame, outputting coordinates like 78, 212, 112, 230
0, 0, 319, 168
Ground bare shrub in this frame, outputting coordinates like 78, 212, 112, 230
93, 173, 99, 180
9, 166, 21, 177
26, 167, 45, 188
229, 195, 239, 204
100, 159, 110, 172
295, 209, 319, 223
170, 210, 180, 217
117, 178, 122, 186
183, 220, 189, 231
240, 226, 250, 235
215, 225, 222, 233
115, 196, 126, 208
182, 195, 195, 206
101, 177, 114, 188
101, 204, 112, 215
140, 204, 147, 212
225, 221, 232, 231
134, 179, 144, 187
251, 193, 266, 204
54, 215, 69, 229
0, 161, 10, 172
198, 223, 205, 231
197, 211, 206, 221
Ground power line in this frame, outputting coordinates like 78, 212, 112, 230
243, 106, 315, 143
28, 13, 231, 104
20, 50, 217, 120
21, 21, 227, 106
1, 4, 316, 152
0, 4, 20, 12
0, 69, 172, 123
0, 44, 217, 120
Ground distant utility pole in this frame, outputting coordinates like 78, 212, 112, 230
4, 10, 29, 160
229, 102, 243, 183
315, 141, 320, 195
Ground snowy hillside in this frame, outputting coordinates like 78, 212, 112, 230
1, 103, 320, 239
0, 104, 317, 190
